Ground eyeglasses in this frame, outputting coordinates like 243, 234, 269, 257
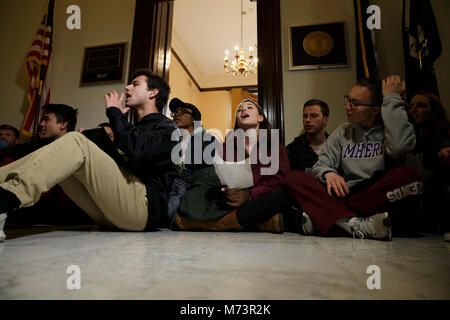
344, 95, 378, 110
170, 109, 193, 117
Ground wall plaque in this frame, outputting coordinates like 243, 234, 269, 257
289, 22, 349, 70
80, 42, 127, 86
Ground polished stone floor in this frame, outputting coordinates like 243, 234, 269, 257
0, 227, 449, 300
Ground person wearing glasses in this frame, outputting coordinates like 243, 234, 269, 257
285, 76, 422, 241
167, 98, 218, 225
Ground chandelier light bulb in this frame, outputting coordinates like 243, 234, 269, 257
223, 0, 258, 76
224, 46, 258, 76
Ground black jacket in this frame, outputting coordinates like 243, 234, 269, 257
286, 132, 329, 171
175, 127, 218, 184
107, 108, 178, 230
0, 136, 54, 163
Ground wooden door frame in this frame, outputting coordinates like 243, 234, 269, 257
128, 0, 173, 83
128, 0, 284, 142
256, 0, 284, 142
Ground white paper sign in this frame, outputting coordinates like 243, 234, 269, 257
213, 155, 254, 189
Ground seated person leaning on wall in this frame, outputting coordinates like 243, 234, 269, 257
405, 91, 450, 240
286, 76, 422, 241
286, 99, 330, 173
1, 104, 89, 226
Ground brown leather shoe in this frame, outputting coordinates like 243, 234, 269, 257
252, 213, 284, 234
174, 215, 220, 231
175, 210, 245, 232
215, 209, 245, 231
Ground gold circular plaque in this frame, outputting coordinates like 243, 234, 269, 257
303, 31, 334, 58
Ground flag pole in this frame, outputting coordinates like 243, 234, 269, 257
32, 1, 50, 135
356, 0, 370, 78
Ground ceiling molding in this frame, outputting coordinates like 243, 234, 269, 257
171, 49, 201, 91
171, 26, 206, 87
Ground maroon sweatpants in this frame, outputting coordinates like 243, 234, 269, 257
285, 167, 423, 236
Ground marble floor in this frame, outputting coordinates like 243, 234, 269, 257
0, 227, 449, 300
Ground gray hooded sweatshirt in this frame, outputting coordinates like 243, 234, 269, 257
311, 93, 416, 189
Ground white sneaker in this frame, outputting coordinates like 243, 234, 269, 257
348, 212, 392, 241
301, 212, 315, 235
0, 213, 7, 242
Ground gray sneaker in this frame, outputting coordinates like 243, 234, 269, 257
348, 212, 392, 241
301, 212, 315, 235
0, 213, 7, 242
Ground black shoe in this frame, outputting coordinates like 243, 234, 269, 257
0, 187, 20, 213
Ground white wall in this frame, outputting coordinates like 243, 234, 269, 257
198, 90, 231, 141
168, 53, 201, 109
281, 0, 357, 145
169, 53, 231, 139
0, 0, 135, 133
281, 0, 450, 145
0, 0, 48, 129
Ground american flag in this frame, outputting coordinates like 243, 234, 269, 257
21, 0, 55, 136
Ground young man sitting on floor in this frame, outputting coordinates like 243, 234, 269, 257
0, 69, 177, 241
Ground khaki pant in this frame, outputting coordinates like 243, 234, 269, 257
0, 132, 148, 231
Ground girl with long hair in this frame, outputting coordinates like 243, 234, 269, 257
174, 99, 293, 233
406, 91, 450, 237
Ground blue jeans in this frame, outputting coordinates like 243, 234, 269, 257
167, 178, 190, 223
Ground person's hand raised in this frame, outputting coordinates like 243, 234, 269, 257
382, 75, 406, 96
104, 90, 129, 114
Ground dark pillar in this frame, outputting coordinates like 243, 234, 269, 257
257, 0, 285, 143
128, 0, 173, 83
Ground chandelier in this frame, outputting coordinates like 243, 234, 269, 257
224, 0, 257, 76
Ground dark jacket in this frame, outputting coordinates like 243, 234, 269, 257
286, 132, 329, 171
0, 136, 53, 165
175, 127, 217, 184
106, 108, 178, 230
179, 166, 233, 221
415, 137, 450, 171
167, 127, 218, 222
